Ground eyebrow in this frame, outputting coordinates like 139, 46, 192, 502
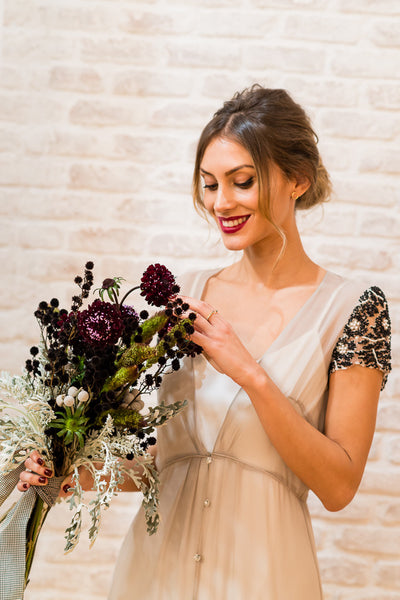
200, 164, 255, 177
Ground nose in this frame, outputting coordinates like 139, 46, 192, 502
213, 185, 236, 213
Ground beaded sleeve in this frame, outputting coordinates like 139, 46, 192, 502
329, 286, 391, 390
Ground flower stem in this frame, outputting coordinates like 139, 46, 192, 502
111, 288, 119, 307
119, 286, 140, 308
24, 496, 51, 588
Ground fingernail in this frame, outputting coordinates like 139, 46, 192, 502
44, 469, 53, 477
38, 476, 46, 484
37, 457, 44, 466
22, 482, 29, 490
63, 484, 70, 494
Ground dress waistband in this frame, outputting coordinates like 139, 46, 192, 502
159, 451, 308, 502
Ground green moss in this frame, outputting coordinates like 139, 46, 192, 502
102, 365, 138, 392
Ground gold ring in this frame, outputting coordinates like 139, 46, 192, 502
206, 309, 218, 322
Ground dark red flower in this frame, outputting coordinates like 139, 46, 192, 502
140, 264, 179, 307
120, 304, 139, 323
102, 278, 115, 289
77, 299, 124, 347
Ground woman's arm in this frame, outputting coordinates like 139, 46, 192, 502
240, 363, 381, 511
185, 296, 382, 512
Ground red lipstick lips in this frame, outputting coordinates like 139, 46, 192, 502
217, 215, 250, 234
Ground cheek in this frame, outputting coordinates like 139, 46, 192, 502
248, 189, 259, 211
202, 193, 214, 214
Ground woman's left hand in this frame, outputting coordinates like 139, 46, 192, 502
181, 296, 259, 386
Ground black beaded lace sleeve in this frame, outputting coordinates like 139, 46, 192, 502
329, 286, 391, 390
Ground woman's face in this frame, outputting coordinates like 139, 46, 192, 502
200, 136, 296, 252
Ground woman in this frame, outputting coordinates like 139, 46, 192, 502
20, 86, 391, 599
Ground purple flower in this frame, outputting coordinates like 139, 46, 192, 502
77, 299, 124, 348
140, 264, 180, 307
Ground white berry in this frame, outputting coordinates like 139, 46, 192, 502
56, 394, 65, 407
68, 386, 79, 397
77, 390, 89, 403
64, 395, 75, 407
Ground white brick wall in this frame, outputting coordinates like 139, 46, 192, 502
0, 1, 399, 598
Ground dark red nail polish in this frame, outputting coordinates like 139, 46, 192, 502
22, 482, 29, 490
38, 476, 46, 484
44, 469, 53, 477
37, 457, 44, 466
63, 484, 70, 494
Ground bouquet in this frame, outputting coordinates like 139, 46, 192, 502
0, 261, 201, 599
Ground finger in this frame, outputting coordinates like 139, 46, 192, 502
179, 296, 220, 328
59, 475, 74, 498
202, 308, 219, 325
189, 328, 210, 349
178, 295, 209, 315
17, 480, 30, 492
24, 456, 53, 479
19, 470, 48, 487
192, 311, 220, 336
30, 450, 45, 466
27, 451, 53, 475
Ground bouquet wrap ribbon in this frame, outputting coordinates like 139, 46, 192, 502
0, 464, 64, 600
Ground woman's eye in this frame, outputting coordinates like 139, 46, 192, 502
203, 183, 218, 191
235, 177, 254, 189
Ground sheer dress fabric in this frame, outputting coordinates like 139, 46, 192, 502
109, 270, 391, 600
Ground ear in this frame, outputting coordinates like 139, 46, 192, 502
292, 173, 311, 199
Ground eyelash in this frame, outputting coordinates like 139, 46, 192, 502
203, 177, 255, 191
236, 177, 255, 189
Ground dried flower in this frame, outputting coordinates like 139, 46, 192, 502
140, 264, 179, 307
102, 278, 115, 289
77, 299, 124, 348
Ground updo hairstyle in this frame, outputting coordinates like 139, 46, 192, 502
192, 85, 331, 224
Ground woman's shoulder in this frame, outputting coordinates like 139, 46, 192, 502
323, 270, 389, 306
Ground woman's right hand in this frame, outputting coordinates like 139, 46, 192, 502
17, 450, 54, 492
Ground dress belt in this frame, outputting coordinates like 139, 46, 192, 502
159, 451, 308, 502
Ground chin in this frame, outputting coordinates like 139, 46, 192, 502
220, 236, 247, 252
220, 231, 269, 252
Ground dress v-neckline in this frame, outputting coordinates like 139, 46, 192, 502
191, 268, 331, 455
195, 267, 330, 362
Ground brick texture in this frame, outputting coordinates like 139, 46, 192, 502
0, 1, 399, 599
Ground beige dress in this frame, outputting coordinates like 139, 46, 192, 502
109, 269, 391, 600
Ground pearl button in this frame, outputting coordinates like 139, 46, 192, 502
206, 456, 212, 464
193, 553, 202, 562
203, 499, 210, 507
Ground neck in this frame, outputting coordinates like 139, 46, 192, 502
237, 227, 320, 289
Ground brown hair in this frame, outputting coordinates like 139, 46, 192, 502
192, 85, 331, 223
